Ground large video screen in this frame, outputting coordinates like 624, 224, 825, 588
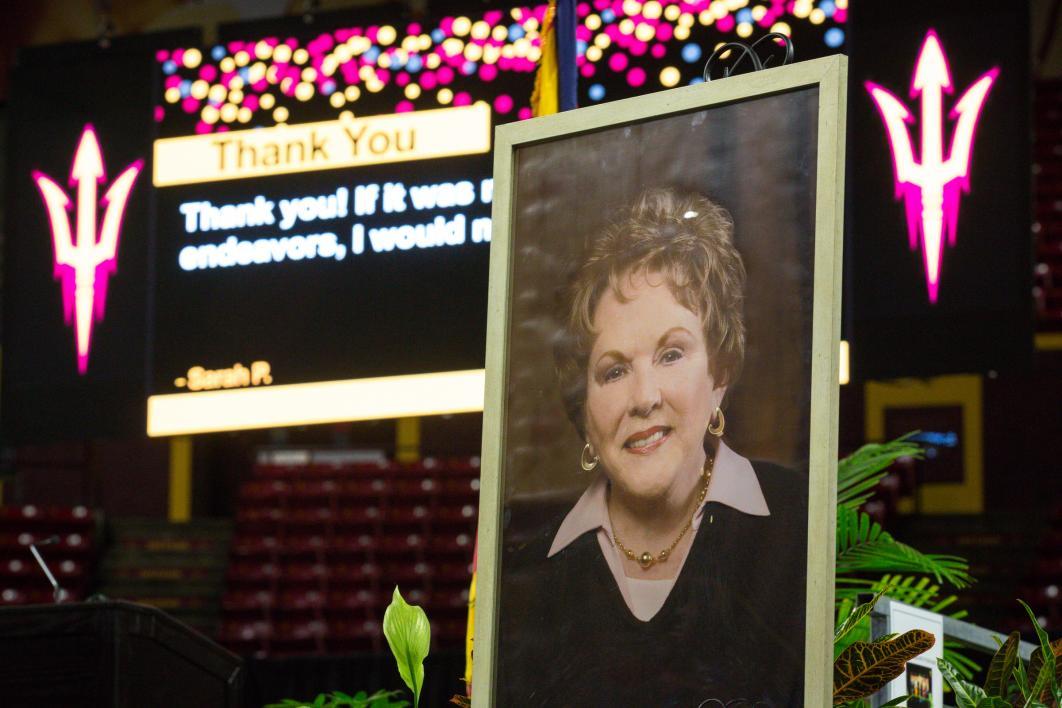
145, 3, 846, 435
152, 95, 496, 391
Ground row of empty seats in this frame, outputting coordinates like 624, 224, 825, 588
219, 456, 480, 657
251, 457, 480, 480
229, 531, 475, 559
217, 616, 469, 656
235, 506, 478, 533
226, 558, 473, 589
240, 477, 480, 503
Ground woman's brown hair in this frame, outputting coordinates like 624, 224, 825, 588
554, 187, 747, 437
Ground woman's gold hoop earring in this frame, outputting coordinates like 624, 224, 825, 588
708, 407, 725, 437
580, 442, 600, 471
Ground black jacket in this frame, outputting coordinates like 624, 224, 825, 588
497, 461, 807, 707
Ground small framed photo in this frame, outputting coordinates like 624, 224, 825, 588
906, 664, 934, 708
474, 56, 847, 706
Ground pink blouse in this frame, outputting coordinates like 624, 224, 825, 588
547, 441, 771, 621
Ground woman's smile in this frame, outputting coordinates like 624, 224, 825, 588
623, 425, 672, 453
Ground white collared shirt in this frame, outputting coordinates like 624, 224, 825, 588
546, 441, 770, 621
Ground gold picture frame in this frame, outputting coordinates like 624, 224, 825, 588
474, 55, 847, 705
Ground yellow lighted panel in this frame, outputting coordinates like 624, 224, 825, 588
153, 104, 492, 186
395, 417, 422, 463
168, 436, 193, 522
864, 374, 983, 513
1035, 332, 1062, 350
147, 369, 485, 436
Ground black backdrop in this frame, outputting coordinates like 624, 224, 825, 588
846, 0, 1032, 380
2, 31, 198, 443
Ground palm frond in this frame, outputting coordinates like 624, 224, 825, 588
836, 575, 968, 616
837, 436, 923, 510
836, 508, 972, 587
837, 537, 971, 586
871, 574, 965, 616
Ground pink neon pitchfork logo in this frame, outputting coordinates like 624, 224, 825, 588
865, 30, 998, 303
32, 125, 143, 374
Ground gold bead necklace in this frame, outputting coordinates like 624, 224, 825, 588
611, 455, 714, 570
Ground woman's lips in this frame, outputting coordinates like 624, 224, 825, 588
623, 426, 671, 454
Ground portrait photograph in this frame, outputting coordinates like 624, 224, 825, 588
474, 57, 846, 706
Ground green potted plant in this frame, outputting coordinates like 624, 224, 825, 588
938, 601, 1061, 707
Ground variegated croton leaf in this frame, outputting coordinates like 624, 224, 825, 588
983, 631, 1020, 696
833, 629, 936, 703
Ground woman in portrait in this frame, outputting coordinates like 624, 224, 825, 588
499, 188, 807, 706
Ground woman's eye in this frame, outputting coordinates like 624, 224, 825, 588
603, 365, 625, 382
660, 348, 683, 364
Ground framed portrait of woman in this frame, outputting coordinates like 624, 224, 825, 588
474, 55, 847, 706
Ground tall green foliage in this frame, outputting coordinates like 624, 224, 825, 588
835, 437, 973, 598
834, 436, 976, 681
831, 436, 977, 705
269, 588, 432, 708
264, 690, 408, 708
382, 587, 432, 708
938, 601, 1061, 707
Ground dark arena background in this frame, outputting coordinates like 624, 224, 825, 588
0, 1, 1059, 706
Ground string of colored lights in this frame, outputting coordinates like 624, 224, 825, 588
156, 0, 845, 133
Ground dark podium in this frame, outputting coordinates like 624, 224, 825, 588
0, 601, 243, 707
